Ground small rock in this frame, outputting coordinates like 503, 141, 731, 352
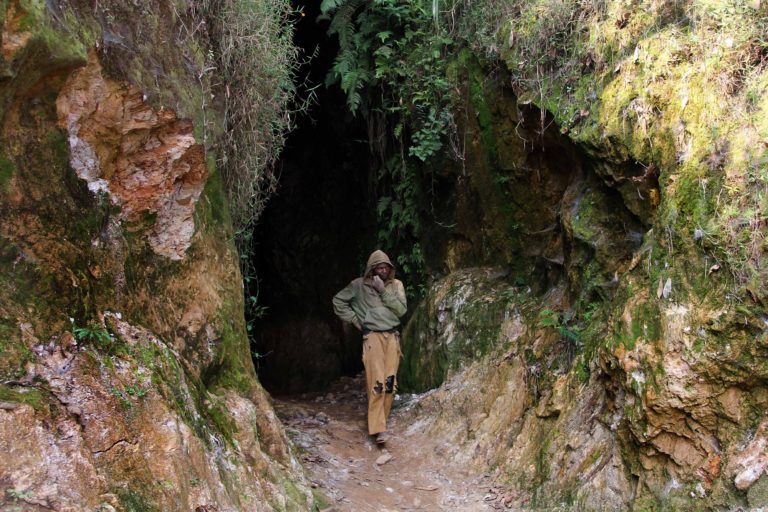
66, 405, 83, 417
376, 453, 393, 465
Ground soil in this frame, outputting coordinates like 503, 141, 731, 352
274, 374, 516, 511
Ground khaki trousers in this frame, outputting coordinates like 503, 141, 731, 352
362, 331, 401, 435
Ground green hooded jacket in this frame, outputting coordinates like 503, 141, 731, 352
332, 250, 407, 331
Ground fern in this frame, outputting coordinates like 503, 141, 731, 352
325, 0, 366, 47
322, 0, 456, 296
320, 0, 349, 15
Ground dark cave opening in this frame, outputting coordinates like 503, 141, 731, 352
248, 3, 377, 395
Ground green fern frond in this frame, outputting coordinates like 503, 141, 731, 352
327, 0, 367, 48
348, 90, 362, 112
320, 0, 349, 15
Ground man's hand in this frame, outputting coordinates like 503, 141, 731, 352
353, 320, 363, 331
372, 275, 385, 293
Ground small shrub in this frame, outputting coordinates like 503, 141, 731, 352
6, 488, 33, 501
537, 308, 582, 365
73, 322, 113, 349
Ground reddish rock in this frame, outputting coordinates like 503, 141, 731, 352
56, 52, 208, 260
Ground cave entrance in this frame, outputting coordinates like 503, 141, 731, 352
248, 3, 375, 395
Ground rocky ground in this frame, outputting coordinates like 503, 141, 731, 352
274, 375, 521, 512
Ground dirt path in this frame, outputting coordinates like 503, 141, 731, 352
274, 374, 513, 512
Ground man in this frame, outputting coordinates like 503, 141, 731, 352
332, 250, 407, 445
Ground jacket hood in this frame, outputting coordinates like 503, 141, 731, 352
365, 250, 395, 279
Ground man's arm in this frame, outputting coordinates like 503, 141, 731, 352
332, 282, 362, 329
381, 280, 407, 318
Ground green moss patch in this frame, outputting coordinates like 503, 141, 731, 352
0, 384, 48, 412
400, 271, 515, 391
0, 152, 15, 193
116, 489, 160, 512
204, 397, 238, 447
0, 330, 33, 381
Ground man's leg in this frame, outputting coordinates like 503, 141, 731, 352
381, 332, 401, 420
363, 332, 388, 435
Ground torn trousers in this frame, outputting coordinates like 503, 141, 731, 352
362, 331, 401, 435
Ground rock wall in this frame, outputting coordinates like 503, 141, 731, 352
402, 263, 767, 510
0, 1, 313, 510
396, 1, 768, 509
404, 310, 632, 511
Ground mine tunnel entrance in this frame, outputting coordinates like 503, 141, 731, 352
248, 3, 376, 395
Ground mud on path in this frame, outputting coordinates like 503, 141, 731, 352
274, 375, 515, 511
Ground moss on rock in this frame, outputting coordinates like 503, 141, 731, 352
400, 268, 516, 391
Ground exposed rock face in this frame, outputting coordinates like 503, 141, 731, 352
3, 318, 303, 511
0, 2, 313, 510
402, 268, 635, 511
401, 268, 516, 390
728, 422, 768, 491
607, 271, 768, 507
402, 261, 767, 510
398, 40, 768, 508
57, 52, 207, 261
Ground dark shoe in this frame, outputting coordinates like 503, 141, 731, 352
375, 432, 389, 445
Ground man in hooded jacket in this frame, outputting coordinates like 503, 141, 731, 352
332, 250, 407, 444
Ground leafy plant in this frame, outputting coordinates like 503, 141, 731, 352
6, 488, 33, 501
242, 267, 269, 356
110, 384, 149, 409
73, 322, 112, 348
320, 1, 463, 297
537, 308, 582, 366
124, 385, 148, 398
322, 0, 455, 162
581, 301, 601, 323
538, 309, 580, 340
537, 308, 561, 329
574, 357, 590, 383
246, 295, 269, 325
375, 156, 426, 299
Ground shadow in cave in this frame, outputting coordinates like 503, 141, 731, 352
248, 3, 377, 396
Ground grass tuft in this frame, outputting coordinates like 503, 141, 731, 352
212, 0, 299, 234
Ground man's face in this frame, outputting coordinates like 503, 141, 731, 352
373, 263, 391, 280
